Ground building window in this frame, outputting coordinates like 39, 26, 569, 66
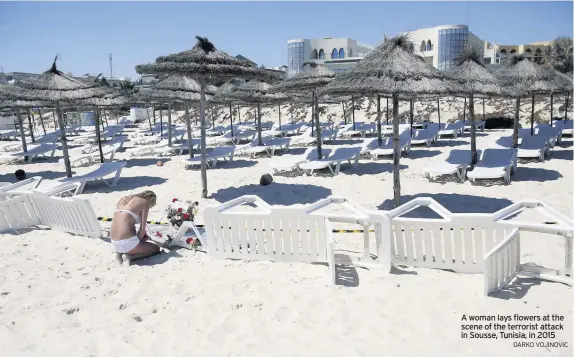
420, 41, 426, 52
484, 57, 492, 64
339, 48, 345, 58
510, 49, 516, 54
500, 49, 507, 54
331, 48, 338, 59
318, 49, 325, 59
287, 41, 305, 77
427, 40, 432, 51
349, 48, 353, 57
310, 49, 318, 59
437, 28, 468, 70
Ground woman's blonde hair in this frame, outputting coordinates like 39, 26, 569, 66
117, 190, 157, 208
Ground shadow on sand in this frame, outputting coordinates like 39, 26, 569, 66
346, 162, 408, 176
549, 149, 573, 161
81, 175, 167, 194
126, 158, 172, 168
211, 182, 332, 205
0, 169, 69, 182
489, 277, 541, 300
378, 192, 513, 218
406, 149, 442, 159
513, 167, 562, 182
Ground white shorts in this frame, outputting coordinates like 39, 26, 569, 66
111, 236, 140, 253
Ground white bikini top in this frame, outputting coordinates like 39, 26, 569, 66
114, 209, 141, 224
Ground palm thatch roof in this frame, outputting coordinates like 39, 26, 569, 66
135, 36, 272, 81
131, 75, 211, 102
0, 57, 111, 102
0, 98, 51, 109
271, 62, 335, 93
226, 80, 289, 104
495, 55, 572, 96
446, 46, 505, 97
321, 34, 461, 98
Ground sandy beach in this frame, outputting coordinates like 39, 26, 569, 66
0, 103, 572, 356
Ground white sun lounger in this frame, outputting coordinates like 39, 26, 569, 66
411, 126, 439, 147
423, 149, 482, 182
0, 130, 18, 140
63, 144, 118, 167
35, 131, 61, 144
464, 119, 486, 132
369, 131, 411, 159
298, 146, 361, 176
438, 120, 464, 138
57, 161, 127, 194
517, 135, 549, 161
535, 124, 562, 147
0, 143, 58, 163
129, 139, 170, 157
467, 148, 518, 185
154, 138, 201, 156
269, 147, 332, 174
553, 120, 573, 136
183, 146, 235, 169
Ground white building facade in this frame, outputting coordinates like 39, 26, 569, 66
287, 37, 374, 77
401, 25, 484, 70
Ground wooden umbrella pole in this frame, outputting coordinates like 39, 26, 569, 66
55, 102, 72, 178
167, 101, 173, 147
530, 94, 535, 136
160, 105, 163, 139
409, 99, 414, 137
469, 93, 477, 167
377, 95, 382, 145
237, 105, 241, 124
37, 108, 46, 135
437, 97, 441, 126
310, 103, 315, 136
256, 103, 263, 146
278, 104, 281, 131
341, 102, 346, 124
152, 106, 156, 125
229, 103, 234, 137
512, 98, 521, 148
550, 94, 554, 126
463, 97, 467, 120
482, 98, 486, 122
351, 97, 356, 130
184, 100, 193, 159
386, 97, 389, 125
16, 109, 28, 160
314, 90, 323, 160
392, 93, 401, 207
210, 104, 215, 128
199, 77, 208, 199
93, 106, 104, 164
26, 108, 36, 143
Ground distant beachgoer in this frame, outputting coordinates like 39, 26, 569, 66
110, 190, 160, 265
15, 169, 26, 181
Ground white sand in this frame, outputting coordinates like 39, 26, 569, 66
0, 106, 572, 355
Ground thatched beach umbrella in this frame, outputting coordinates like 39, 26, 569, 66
271, 62, 334, 159
495, 55, 570, 146
226, 80, 288, 145
136, 36, 270, 198
135, 75, 206, 157
322, 35, 460, 206
0, 58, 110, 177
447, 46, 504, 166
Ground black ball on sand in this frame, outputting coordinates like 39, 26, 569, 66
15, 169, 26, 181
260, 174, 273, 186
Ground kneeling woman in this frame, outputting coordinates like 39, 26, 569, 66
111, 190, 160, 264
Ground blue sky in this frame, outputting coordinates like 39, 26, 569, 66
1, 1, 572, 79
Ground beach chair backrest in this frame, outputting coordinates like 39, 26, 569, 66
361, 138, 379, 152
211, 146, 234, 157
520, 134, 547, 149
481, 148, 515, 167
445, 150, 479, 166
330, 146, 361, 161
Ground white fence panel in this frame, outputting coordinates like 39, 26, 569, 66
484, 229, 521, 295
0, 195, 39, 232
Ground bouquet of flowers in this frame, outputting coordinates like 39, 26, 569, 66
166, 198, 199, 228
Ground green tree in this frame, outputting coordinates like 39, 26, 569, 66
546, 37, 573, 73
